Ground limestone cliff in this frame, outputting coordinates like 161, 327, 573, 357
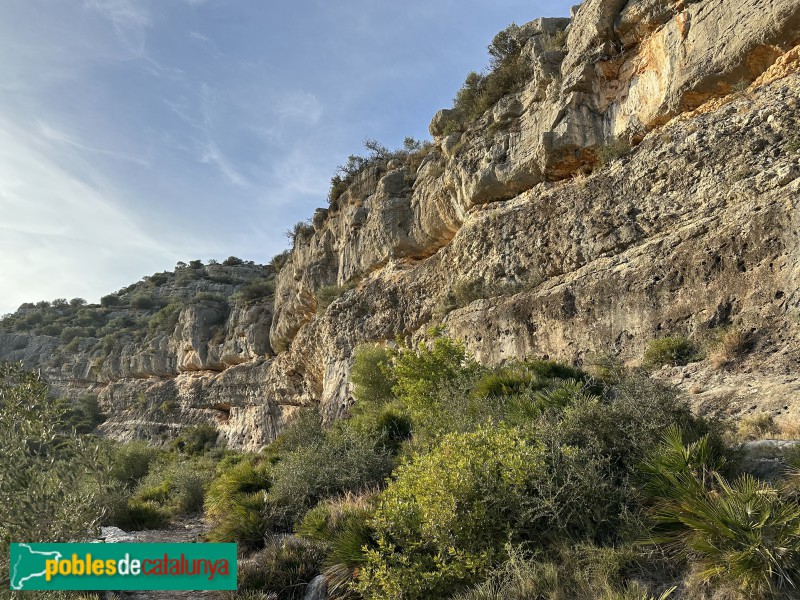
2, 0, 800, 450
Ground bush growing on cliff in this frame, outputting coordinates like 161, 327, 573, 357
233, 278, 275, 304
286, 220, 315, 245
327, 137, 431, 206
316, 282, 356, 313
439, 23, 533, 132
644, 336, 701, 369
269, 250, 291, 273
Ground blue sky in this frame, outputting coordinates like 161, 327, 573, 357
0, 0, 573, 315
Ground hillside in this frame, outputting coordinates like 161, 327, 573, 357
2, 0, 800, 453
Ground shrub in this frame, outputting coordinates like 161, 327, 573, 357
115, 498, 169, 530
350, 344, 396, 407
173, 423, 220, 455
452, 278, 487, 306
238, 535, 326, 600
595, 138, 632, 169
206, 458, 272, 549
0, 363, 108, 584
296, 494, 376, 598
148, 272, 169, 286
64, 394, 106, 433
234, 278, 275, 304
357, 426, 544, 598
643, 336, 700, 369
316, 283, 355, 313
60, 325, 92, 344
437, 23, 533, 132
130, 293, 156, 310
270, 250, 291, 273
286, 220, 314, 245
147, 301, 183, 334
108, 441, 162, 487
267, 425, 394, 526
223, 256, 244, 266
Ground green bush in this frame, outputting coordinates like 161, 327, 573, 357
267, 425, 394, 527
64, 394, 106, 433
238, 535, 326, 600
270, 250, 291, 273
0, 363, 108, 588
108, 441, 162, 487
100, 294, 121, 307
206, 457, 272, 550
286, 220, 315, 245
234, 278, 275, 304
147, 301, 183, 334
130, 293, 156, 310
223, 256, 244, 266
173, 423, 221, 455
116, 498, 170, 530
316, 283, 355, 313
296, 495, 376, 598
148, 272, 169, 286
595, 138, 632, 169
643, 336, 701, 369
350, 344, 396, 406
357, 426, 544, 598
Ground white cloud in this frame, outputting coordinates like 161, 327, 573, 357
275, 91, 324, 126
200, 141, 249, 188
36, 121, 151, 167
84, 0, 152, 56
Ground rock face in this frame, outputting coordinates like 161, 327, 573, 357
2, 0, 800, 451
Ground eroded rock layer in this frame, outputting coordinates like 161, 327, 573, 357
2, 0, 800, 450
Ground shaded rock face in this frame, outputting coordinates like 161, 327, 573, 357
2, 0, 800, 451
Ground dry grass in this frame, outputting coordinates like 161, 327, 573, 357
708, 328, 751, 370
738, 412, 780, 441
737, 413, 800, 441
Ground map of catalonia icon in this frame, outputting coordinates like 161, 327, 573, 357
10, 544, 63, 590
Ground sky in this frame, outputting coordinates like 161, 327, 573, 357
0, 0, 574, 315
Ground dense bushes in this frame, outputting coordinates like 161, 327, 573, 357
641, 430, 800, 598
233, 278, 276, 304
107, 445, 218, 531
0, 363, 108, 591
357, 426, 545, 597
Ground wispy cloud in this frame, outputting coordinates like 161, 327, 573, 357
36, 121, 151, 167
84, 0, 152, 56
275, 91, 324, 125
0, 116, 179, 313
200, 141, 249, 188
